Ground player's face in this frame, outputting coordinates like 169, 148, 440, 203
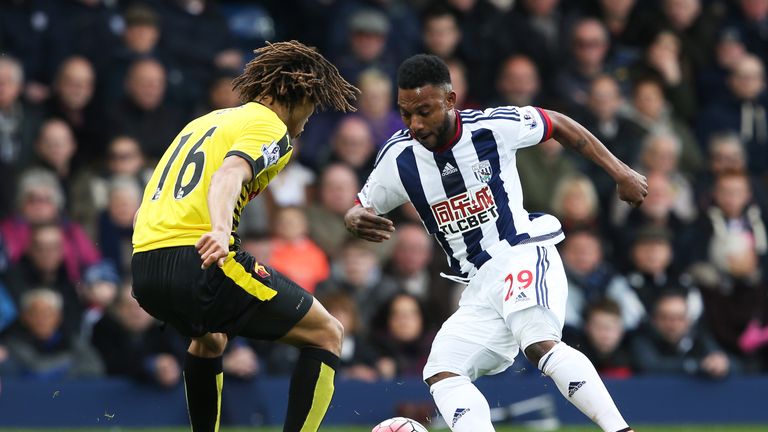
397, 84, 456, 150
287, 100, 316, 139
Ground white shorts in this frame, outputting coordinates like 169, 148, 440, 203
423, 244, 567, 382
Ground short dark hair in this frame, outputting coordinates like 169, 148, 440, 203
397, 54, 451, 90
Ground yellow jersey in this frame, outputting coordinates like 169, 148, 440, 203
133, 102, 292, 253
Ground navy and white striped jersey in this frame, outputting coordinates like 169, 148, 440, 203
358, 105, 565, 278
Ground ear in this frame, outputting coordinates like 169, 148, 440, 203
445, 90, 457, 110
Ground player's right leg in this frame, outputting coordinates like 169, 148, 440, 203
184, 333, 228, 432
423, 304, 517, 432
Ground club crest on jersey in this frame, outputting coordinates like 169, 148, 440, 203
472, 160, 492, 183
431, 185, 498, 235
262, 140, 281, 168
254, 263, 270, 278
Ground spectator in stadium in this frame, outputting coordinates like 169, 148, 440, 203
611, 172, 692, 269
697, 27, 749, 107
55, 0, 121, 74
4, 224, 84, 336
490, 55, 544, 109
625, 225, 703, 322
659, 0, 718, 71
370, 293, 436, 378
194, 68, 240, 116
517, 138, 577, 214
688, 170, 768, 370
269, 206, 330, 294
384, 223, 462, 325
0, 56, 42, 171
44, 56, 104, 163
576, 75, 647, 203
107, 58, 187, 160
2, 288, 104, 380
420, 5, 462, 62
500, 0, 568, 88
356, 68, 406, 148
102, 4, 181, 106
629, 77, 702, 178
564, 299, 634, 378
31, 119, 77, 202
446, 58, 479, 109
555, 18, 614, 111
154, 0, 242, 104
76, 260, 120, 343
221, 338, 260, 381
613, 132, 698, 225
630, 30, 697, 123
307, 164, 360, 258
582, 0, 657, 52
550, 175, 602, 234
693, 133, 768, 212
70, 135, 152, 239
315, 238, 399, 329
91, 283, 185, 388
98, 176, 142, 276
321, 292, 386, 382
0, 0, 63, 102
562, 229, 646, 331
335, 9, 399, 88
731, 0, 768, 65
321, 115, 377, 185
631, 291, 732, 378
698, 54, 768, 175
0, 169, 100, 284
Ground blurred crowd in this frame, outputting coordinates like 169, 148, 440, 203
1, 0, 768, 389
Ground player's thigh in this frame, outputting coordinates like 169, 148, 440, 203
235, 266, 315, 342
423, 304, 518, 382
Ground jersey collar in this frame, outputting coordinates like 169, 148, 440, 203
423, 110, 462, 154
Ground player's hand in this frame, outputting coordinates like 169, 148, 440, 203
196, 231, 230, 269
344, 205, 395, 242
616, 168, 648, 208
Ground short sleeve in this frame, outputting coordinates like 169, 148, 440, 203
494, 105, 553, 151
226, 120, 291, 179
357, 151, 408, 215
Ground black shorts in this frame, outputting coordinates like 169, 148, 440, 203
131, 246, 313, 339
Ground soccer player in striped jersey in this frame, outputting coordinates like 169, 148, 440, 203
345, 54, 645, 432
132, 41, 358, 432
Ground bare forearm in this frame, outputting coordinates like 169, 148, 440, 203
208, 169, 243, 233
548, 110, 629, 181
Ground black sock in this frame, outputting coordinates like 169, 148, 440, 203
183, 353, 224, 432
283, 347, 340, 432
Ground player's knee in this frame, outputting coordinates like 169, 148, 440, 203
317, 314, 344, 356
523, 340, 557, 366
189, 333, 228, 357
425, 371, 459, 387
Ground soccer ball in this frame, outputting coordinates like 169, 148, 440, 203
371, 416, 429, 432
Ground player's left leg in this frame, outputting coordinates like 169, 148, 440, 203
276, 298, 342, 432
236, 268, 342, 432
508, 244, 633, 432
184, 332, 228, 432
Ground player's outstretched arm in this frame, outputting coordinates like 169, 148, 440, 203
546, 109, 648, 207
344, 204, 395, 243
196, 156, 252, 269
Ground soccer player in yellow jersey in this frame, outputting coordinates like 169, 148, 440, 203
131, 41, 358, 432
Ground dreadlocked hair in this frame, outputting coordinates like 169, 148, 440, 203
233, 40, 359, 112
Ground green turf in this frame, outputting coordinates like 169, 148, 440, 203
0, 426, 766, 432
